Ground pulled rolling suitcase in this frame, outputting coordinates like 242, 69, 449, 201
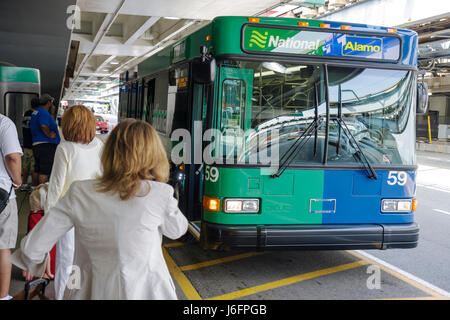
12, 278, 52, 300
27, 210, 56, 277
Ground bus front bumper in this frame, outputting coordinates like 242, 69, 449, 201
200, 222, 419, 250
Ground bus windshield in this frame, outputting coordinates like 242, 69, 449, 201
217, 59, 416, 167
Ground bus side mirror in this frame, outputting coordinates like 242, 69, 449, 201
192, 58, 216, 84
192, 46, 216, 84
416, 81, 429, 114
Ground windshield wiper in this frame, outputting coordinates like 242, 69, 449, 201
335, 83, 376, 180
271, 116, 324, 178
272, 81, 323, 179
333, 118, 378, 180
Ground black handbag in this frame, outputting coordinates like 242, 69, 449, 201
0, 184, 12, 215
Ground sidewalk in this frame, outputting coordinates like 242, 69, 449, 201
416, 139, 450, 154
9, 190, 56, 299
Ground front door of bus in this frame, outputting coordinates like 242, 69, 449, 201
217, 67, 254, 159
188, 83, 210, 225
190, 67, 254, 234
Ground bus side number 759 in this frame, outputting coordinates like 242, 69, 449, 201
387, 171, 408, 186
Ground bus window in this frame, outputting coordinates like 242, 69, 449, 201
217, 60, 326, 165
168, 65, 190, 134
327, 67, 415, 166
137, 82, 144, 120
152, 72, 169, 134
119, 85, 128, 120
221, 79, 246, 132
130, 82, 137, 118
220, 79, 247, 160
142, 83, 148, 121
145, 79, 155, 123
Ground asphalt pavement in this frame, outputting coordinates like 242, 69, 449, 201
362, 150, 450, 294
9, 147, 450, 300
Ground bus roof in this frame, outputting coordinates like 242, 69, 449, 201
124, 16, 417, 82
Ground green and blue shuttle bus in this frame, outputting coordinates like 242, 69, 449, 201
119, 16, 425, 250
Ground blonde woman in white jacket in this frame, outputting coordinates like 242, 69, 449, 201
12, 119, 188, 299
22, 105, 104, 300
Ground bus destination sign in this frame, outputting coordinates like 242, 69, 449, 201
242, 25, 401, 61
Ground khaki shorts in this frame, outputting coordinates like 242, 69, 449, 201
0, 199, 18, 249
23, 148, 35, 174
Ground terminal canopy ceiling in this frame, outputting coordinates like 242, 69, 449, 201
64, 0, 450, 101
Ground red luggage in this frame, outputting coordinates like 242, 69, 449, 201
27, 210, 56, 277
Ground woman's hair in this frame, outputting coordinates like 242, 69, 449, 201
29, 183, 48, 212
61, 105, 96, 144
96, 119, 170, 200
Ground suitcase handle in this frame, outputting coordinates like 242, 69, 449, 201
24, 278, 50, 300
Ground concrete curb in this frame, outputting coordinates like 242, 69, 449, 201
416, 142, 450, 154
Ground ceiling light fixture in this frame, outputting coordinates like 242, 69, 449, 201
262, 62, 289, 74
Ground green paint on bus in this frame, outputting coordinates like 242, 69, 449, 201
0, 66, 40, 83
203, 167, 324, 225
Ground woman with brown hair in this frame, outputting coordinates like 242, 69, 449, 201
11, 119, 188, 299
22, 105, 104, 299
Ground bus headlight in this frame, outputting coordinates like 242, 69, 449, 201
381, 199, 413, 213
224, 199, 260, 213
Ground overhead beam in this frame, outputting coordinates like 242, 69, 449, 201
95, 55, 117, 72
79, 72, 116, 77
72, 79, 111, 83
114, 20, 205, 75
76, 55, 117, 89
72, 36, 152, 57
124, 16, 160, 45
74, 55, 116, 87
73, 0, 127, 83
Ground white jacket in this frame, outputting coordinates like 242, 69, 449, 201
45, 138, 104, 212
45, 137, 104, 300
11, 179, 188, 300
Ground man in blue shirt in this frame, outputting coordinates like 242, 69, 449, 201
30, 94, 60, 184
21, 97, 39, 189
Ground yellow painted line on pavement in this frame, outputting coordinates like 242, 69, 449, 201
180, 252, 266, 271
348, 250, 450, 299
164, 242, 186, 248
207, 260, 369, 300
163, 247, 202, 300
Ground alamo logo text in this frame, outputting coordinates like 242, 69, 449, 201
342, 36, 383, 55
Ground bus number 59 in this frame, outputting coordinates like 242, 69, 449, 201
387, 171, 407, 186
205, 166, 219, 183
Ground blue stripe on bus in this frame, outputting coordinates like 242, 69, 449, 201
321, 170, 416, 224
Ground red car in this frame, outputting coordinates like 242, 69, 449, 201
95, 115, 109, 134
